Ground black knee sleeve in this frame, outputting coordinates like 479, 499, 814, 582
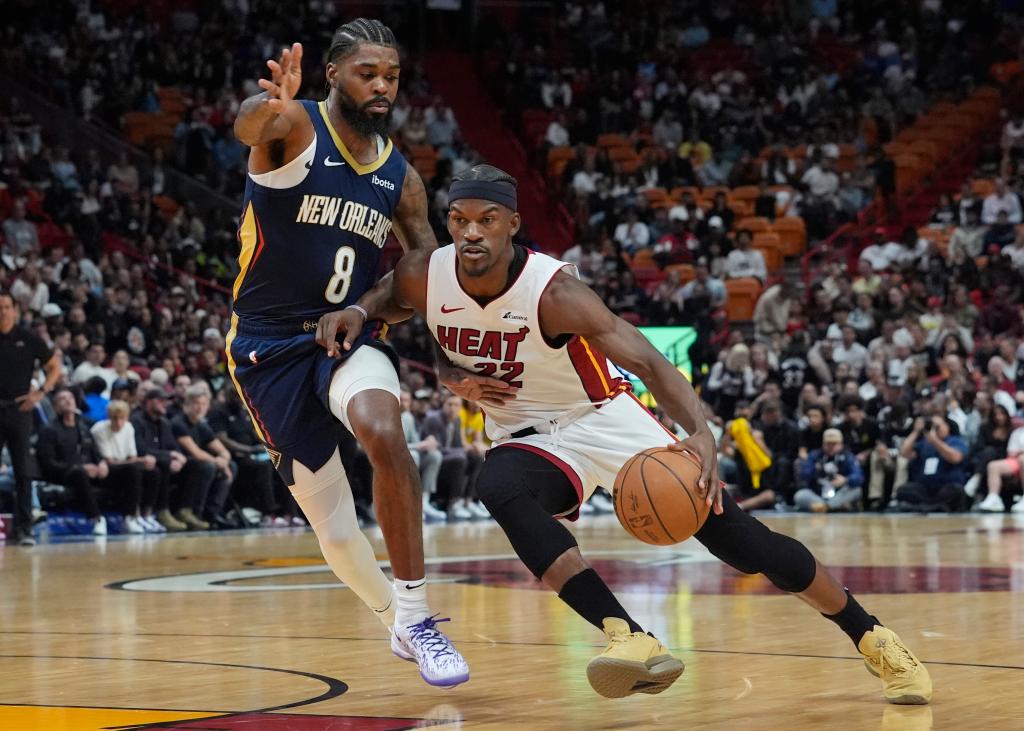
696, 491, 817, 593
477, 448, 579, 578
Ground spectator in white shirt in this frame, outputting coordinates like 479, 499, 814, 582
90, 400, 162, 533
541, 72, 572, 109
724, 229, 767, 282
71, 343, 117, 394
2, 199, 39, 260
832, 326, 870, 379
981, 178, 1023, 224
652, 110, 683, 150
571, 159, 601, 196
613, 209, 651, 254
948, 207, 986, 259
1004, 230, 1024, 272
801, 156, 840, 202
545, 112, 570, 148
10, 265, 49, 314
1001, 114, 1024, 160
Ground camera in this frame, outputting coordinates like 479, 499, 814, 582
922, 420, 932, 433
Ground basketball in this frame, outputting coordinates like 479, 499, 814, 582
613, 447, 710, 546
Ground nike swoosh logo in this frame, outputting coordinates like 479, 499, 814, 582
324, 158, 346, 167
440, 305, 465, 314
304, 159, 313, 170
404, 581, 426, 591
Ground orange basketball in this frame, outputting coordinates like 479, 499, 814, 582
613, 447, 711, 546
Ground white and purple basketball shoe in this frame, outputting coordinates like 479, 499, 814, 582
391, 614, 470, 688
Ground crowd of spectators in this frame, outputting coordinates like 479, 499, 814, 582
4, 1, 1024, 541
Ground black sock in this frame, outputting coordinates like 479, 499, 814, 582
557, 569, 643, 634
823, 589, 880, 648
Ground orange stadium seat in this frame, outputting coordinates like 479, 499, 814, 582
736, 216, 770, 233
670, 186, 701, 202
971, 179, 995, 197
725, 278, 763, 322
642, 187, 670, 206
630, 248, 655, 269
772, 217, 807, 257
701, 186, 731, 201
731, 185, 760, 205
664, 263, 696, 282
597, 133, 630, 149
752, 232, 783, 273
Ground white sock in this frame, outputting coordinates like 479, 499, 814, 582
394, 577, 430, 628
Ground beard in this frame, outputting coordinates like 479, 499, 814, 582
333, 86, 392, 138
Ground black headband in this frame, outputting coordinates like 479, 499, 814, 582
448, 179, 517, 211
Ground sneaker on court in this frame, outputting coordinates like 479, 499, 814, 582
586, 618, 684, 698
391, 615, 470, 688
977, 493, 1005, 513
124, 516, 145, 534
32, 508, 48, 526
176, 508, 209, 530
17, 532, 36, 547
156, 509, 188, 532
92, 516, 108, 536
290, 515, 307, 527
858, 625, 932, 705
963, 474, 980, 498
422, 500, 447, 522
448, 501, 472, 521
466, 500, 490, 519
144, 515, 166, 533
1011, 499, 1024, 513
578, 501, 596, 515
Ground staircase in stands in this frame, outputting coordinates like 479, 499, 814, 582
423, 50, 573, 252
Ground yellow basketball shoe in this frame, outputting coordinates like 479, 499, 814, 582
858, 626, 932, 705
586, 618, 684, 698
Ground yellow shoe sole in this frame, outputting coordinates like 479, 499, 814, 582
863, 659, 931, 705
586, 654, 684, 699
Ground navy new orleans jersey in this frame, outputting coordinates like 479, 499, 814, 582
233, 99, 407, 326
226, 100, 408, 478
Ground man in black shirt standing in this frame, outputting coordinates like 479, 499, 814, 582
0, 292, 62, 545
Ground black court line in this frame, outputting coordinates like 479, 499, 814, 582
0, 654, 348, 717
2, 631, 1021, 673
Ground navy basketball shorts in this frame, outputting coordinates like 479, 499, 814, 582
226, 317, 401, 484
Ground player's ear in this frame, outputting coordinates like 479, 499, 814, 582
509, 211, 521, 237
326, 62, 338, 88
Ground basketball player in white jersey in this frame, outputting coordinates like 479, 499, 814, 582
318, 165, 932, 703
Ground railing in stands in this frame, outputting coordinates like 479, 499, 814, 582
11, 79, 237, 219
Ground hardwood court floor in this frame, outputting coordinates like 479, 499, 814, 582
1, 512, 1022, 730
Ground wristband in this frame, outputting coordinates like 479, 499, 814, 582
345, 304, 368, 320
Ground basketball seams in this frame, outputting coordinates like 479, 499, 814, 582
643, 450, 701, 528
614, 453, 642, 541
638, 454, 679, 544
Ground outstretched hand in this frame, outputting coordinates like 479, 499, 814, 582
669, 430, 723, 515
258, 42, 303, 114
441, 367, 518, 408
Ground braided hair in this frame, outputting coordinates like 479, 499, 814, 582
327, 18, 398, 63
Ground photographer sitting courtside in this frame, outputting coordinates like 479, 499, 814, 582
796, 429, 865, 512
894, 415, 968, 512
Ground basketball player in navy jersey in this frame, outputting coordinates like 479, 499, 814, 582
228, 19, 467, 686
318, 165, 932, 703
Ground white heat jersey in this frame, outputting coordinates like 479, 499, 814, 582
425, 245, 629, 441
